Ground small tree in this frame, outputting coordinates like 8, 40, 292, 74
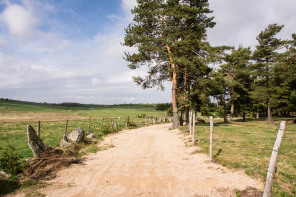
0, 145, 26, 175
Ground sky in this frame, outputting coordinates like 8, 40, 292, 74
0, 0, 295, 104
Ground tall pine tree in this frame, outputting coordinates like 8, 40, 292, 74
252, 24, 285, 123
123, 0, 215, 128
273, 33, 296, 115
221, 45, 252, 121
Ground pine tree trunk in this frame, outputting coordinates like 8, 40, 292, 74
229, 101, 234, 122
185, 106, 189, 125
185, 86, 190, 125
172, 68, 180, 129
268, 99, 271, 124
242, 108, 246, 122
222, 94, 228, 123
180, 109, 184, 126
183, 66, 188, 126
256, 109, 259, 119
224, 104, 228, 123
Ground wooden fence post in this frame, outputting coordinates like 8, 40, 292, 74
100, 117, 104, 131
210, 116, 213, 161
37, 121, 40, 138
263, 121, 286, 197
87, 117, 91, 135
64, 120, 68, 138
111, 119, 114, 130
126, 116, 129, 128
192, 112, 196, 145
189, 111, 192, 135
142, 115, 144, 125
118, 117, 121, 130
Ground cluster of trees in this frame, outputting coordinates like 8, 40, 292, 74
123, 0, 295, 128
215, 26, 296, 124
155, 103, 172, 111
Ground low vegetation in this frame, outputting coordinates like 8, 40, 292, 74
0, 99, 169, 195
0, 99, 166, 158
180, 117, 296, 197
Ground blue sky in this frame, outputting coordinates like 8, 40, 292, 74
0, 0, 296, 104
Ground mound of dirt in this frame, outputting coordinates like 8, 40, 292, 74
240, 187, 263, 197
24, 148, 80, 179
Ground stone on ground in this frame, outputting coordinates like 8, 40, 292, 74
27, 125, 48, 157
67, 128, 85, 143
86, 133, 95, 139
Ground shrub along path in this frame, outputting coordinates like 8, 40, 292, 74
37, 124, 263, 197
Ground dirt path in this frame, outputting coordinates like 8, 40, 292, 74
39, 124, 263, 196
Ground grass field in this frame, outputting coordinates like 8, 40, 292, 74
180, 117, 296, 197
0, 99, 167, 158
1, 100, 295, 196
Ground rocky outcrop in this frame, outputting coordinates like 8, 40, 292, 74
67, 128, 85, 143
27, 125, 48, 157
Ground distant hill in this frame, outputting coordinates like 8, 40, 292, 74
0, 98, 157, 109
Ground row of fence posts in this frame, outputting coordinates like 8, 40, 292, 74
188, 111, 287, 197
125, 115, 168, 128
36, 115, 171, 138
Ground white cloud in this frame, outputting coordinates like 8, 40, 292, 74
56, 39, 73, 50
0, 36, 8, 46
0, 3, 39, 39
121, 0, 137, 17
91, 77, 101, 85
0, 0, 171, 104
121, 96, 135, 102
208, 0, 296, 49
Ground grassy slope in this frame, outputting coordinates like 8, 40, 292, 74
0, 100, 166, 158
180, 117, 295, 196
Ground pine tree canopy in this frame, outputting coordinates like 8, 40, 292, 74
123, 0, 216, 89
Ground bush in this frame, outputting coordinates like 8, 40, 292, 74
167, 106, 173, 116
137, 114, 147, 118
0, 145, 26, 175
197, 118, 206, 124
0, 178, 20, 195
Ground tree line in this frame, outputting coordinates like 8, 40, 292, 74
123, 0, 296, 128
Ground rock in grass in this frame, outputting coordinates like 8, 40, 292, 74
27, 125, 48, 157
67, 128, 85, 143
86, 133, 95, 139
60, 137, 71, 147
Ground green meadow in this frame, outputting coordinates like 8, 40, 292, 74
180, 117, 296, 197
0, 99, 166, 158
1, 99, 295, 196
